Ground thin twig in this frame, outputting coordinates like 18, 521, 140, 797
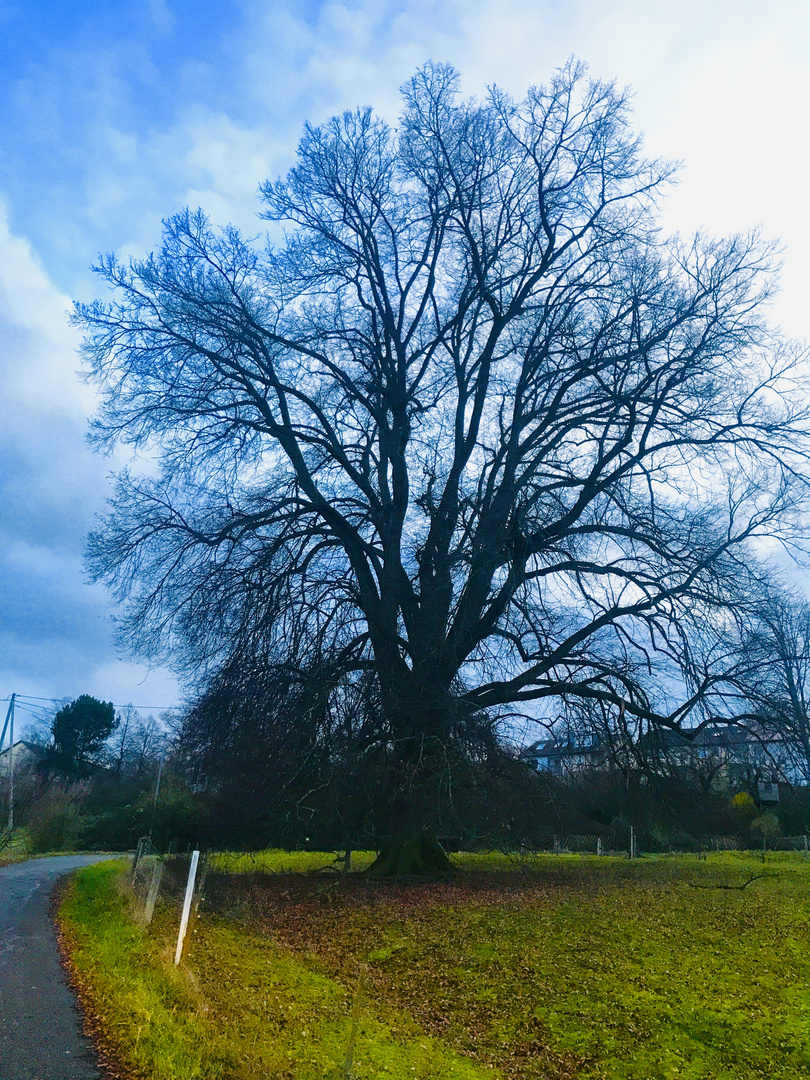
686, 873, 778, 890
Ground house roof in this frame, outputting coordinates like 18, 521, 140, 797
641, 723, 791, 751
519, 736, 601, 759
0, 739, 46, 760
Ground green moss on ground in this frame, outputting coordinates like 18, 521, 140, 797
60, 853, 810, 1079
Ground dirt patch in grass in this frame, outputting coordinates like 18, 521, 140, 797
197, 871, 588, 1079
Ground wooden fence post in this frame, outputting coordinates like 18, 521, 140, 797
143, 860, 165, 925
193, 853, 209, 915
131, 836, 145, 878
343, 961, 368, 1079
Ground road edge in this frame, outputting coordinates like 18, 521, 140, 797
52, 871, 141, 1080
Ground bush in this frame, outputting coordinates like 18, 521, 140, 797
731, 791, 758, 826
750, 812, 781, 849
27, 796, 83, 852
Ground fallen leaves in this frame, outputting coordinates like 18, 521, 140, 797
197, 855, 810, 1078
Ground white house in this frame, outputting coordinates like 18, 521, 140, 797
520, 723, 810, 787
0, 739, 44, 778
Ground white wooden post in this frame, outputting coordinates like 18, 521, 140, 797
174, 850, 200, 965
629, 826, 636, 859
597, 836, 603, 857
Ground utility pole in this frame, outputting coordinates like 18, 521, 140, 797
8, 694, 13, 832
153, 756, 163, 808
1, 695, 15, 832
148, 756, 163, 840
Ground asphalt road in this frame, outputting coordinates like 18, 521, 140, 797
0, 854, 116, 1080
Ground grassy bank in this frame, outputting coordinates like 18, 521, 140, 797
60, 852, 810, 1079
58, 860, 487, 1079
0, 828, 32, 866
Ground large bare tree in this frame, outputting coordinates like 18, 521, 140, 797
727, 589, 810, 785
79, 62, 810, 856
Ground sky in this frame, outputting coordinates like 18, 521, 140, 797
1, 0, 809, 728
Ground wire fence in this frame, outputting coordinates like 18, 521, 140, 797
524, 832, 810, 855
125, 829, 810, 977
128, 830, 810, 926
129, 837, 207, 924
693, 834, 810, 852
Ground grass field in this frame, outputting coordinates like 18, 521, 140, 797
59, 851, 810, 1079
208, 848, 378, 874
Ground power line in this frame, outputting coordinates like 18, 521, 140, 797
1, 695, 56, 704
11, 703, 52, 720
2, 693, 179, 711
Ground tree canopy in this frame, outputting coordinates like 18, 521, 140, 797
46, 694, 117, 776
78, 61, 810, 839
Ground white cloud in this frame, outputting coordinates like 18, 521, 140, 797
82, 659, 181, 715
224, 0, 810, 338
0, 202, 179, 706
0, 205, 90, 412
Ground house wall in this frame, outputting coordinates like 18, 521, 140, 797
0, 742, 40, 778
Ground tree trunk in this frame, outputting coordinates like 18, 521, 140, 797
366, 833, 452, 877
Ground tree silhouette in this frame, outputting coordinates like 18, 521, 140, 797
77, 61, 810, 859
46, 695, 117, 776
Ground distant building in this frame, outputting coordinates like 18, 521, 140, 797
0, 739, 45, 778
638, 724, 808, 787
520, 723, 809, 787
519, 731, 605, 775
